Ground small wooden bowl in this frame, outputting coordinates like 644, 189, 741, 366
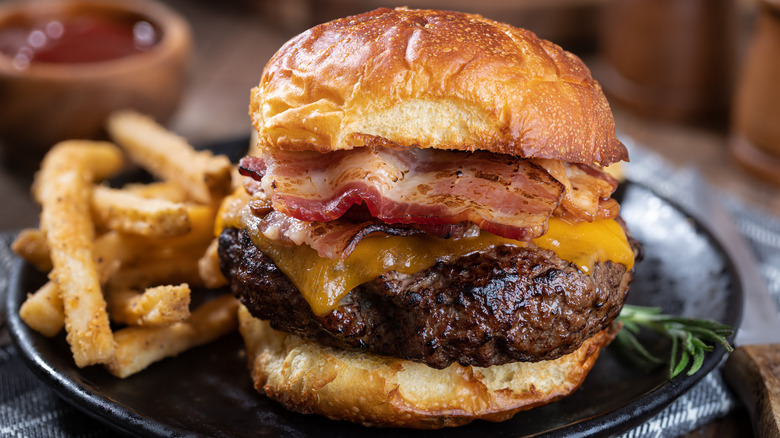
0, 0, 192, 166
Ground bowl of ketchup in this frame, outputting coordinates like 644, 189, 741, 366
0, 0, 191, 167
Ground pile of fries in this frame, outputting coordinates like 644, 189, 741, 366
12, 110, 238, 378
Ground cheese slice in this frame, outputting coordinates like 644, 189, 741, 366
533, 217, 635, 275
221, 196, 634, 315
239, 212, 524, 316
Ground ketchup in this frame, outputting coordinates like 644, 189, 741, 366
0, 12, 158, 69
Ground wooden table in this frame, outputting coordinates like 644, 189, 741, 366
1, 0, 776, 436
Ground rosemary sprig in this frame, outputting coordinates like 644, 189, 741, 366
615, 305, 734, 379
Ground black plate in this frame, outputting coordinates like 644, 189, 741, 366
5, 161, 741, 437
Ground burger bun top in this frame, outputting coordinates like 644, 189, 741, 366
250, 7, 627, 166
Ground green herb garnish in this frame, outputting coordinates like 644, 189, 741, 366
615, 305, 734, 379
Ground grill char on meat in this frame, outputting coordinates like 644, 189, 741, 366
218, 226, 640, 369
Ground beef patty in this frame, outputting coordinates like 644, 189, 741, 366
219, 227, 639, 369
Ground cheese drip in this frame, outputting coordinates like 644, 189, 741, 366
222, 197, 634, 315
533, 218, 635, 275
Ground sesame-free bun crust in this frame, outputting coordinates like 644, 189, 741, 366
251, 7, 627, 165
237, 305, 617, 429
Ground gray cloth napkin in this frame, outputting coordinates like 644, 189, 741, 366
0, 233, 114, 437
1, 144, 778, 437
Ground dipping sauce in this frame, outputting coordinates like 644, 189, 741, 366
0, 12, 158, 69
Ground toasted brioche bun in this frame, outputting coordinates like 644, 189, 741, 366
250, 7, 627, 165
237, 305, 618, 429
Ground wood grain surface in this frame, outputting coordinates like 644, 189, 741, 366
725, 345, 780, 438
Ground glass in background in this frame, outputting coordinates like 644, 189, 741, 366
731, 0, 780, 186
598, 0, 737, 124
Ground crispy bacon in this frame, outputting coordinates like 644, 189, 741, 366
239, 148, 566, 241
239, 147, 621, 251
530, 159, 620, 221
249, 208, 480, 260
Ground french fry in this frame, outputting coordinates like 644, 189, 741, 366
108, 254, 205, 290
91, 185, 191, 237
11, 198, 203, 275
152, 204, 217, 251
198, 238, 227, 288
91, 204, 215, 275
93, 231, 130, 283
103, 205, 217, 288
36, 140, 123, 367
122, 181, 190, 203
105, 295, 239, 378
19, 281, 64, 337
106, 111, 232, 204
17, 230, 129, 338
16, 212, 215, 339
12, 228, 52, 272
108, 284, 191, 327
12, 192, 203, 278
19, 115, 238, 376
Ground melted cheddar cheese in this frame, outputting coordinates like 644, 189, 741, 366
533, 217, 635, 275
219, 190, 635, 316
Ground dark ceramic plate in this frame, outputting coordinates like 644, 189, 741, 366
6, 140, 741, 437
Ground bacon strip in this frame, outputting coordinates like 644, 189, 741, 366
240, 148, 566, 241
531, 159, 620, 221
249, 208, 479, 260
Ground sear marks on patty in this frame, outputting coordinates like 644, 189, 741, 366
218, 227, 638, 369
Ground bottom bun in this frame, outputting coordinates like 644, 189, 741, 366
237, 304, 618, 429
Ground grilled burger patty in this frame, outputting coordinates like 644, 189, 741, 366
219, 227, 639, 369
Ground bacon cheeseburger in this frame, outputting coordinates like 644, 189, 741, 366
217, 7, 640, 429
